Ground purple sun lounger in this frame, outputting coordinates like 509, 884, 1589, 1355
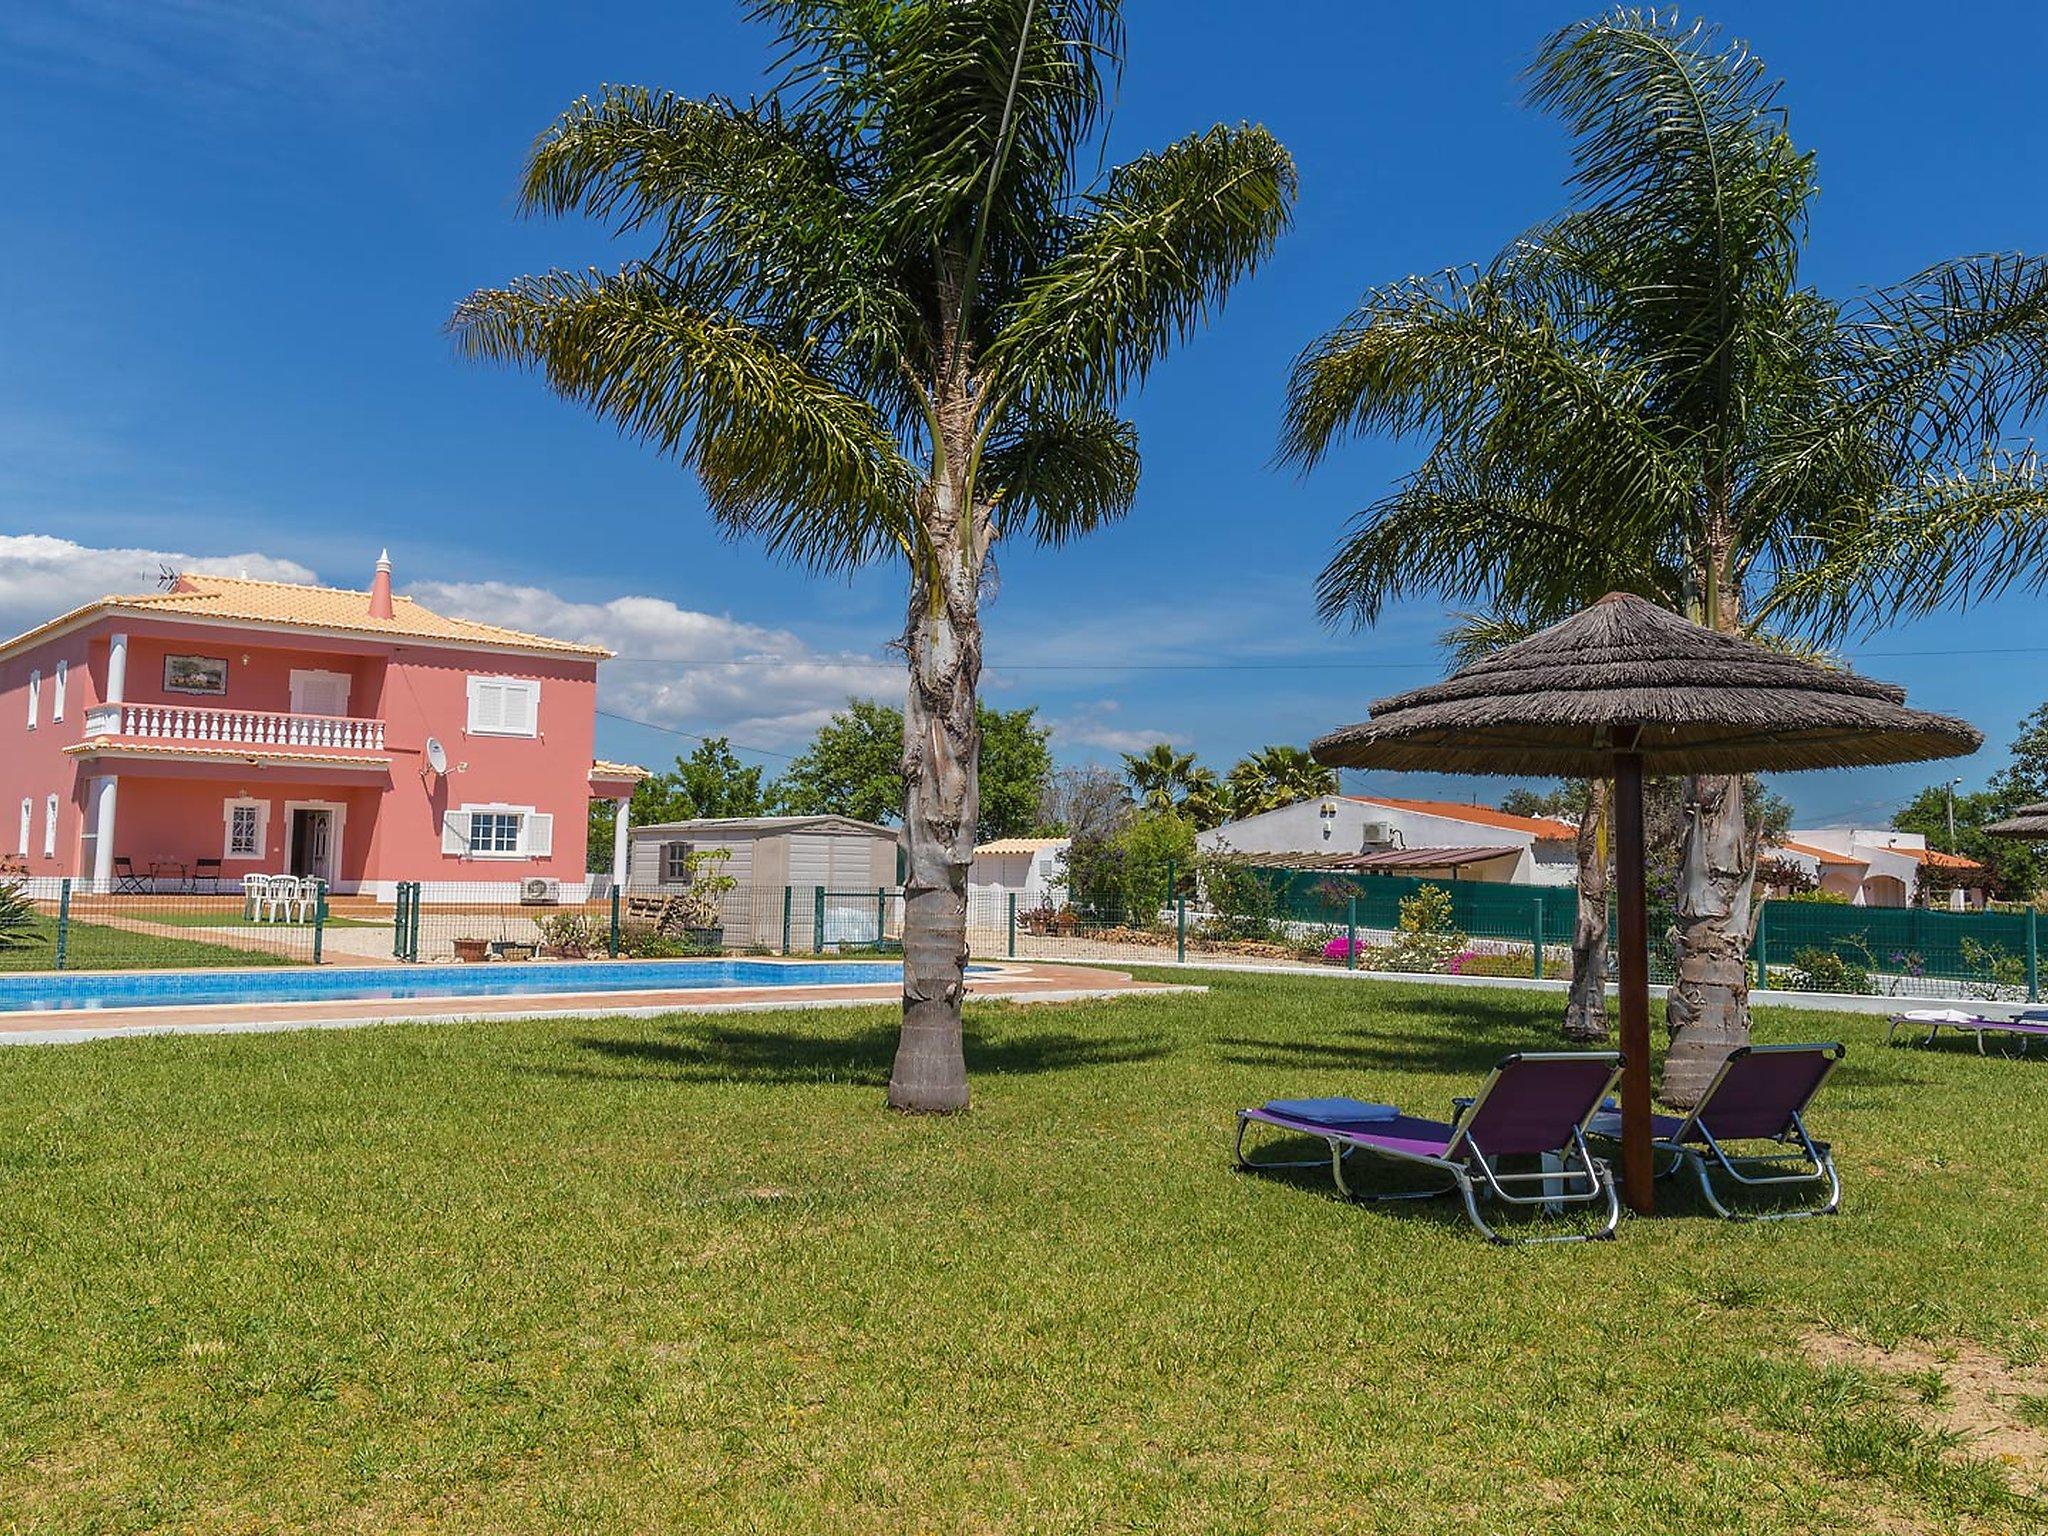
1887, 1009, 2048, 1058
1234, 1052, 1624, 1245
1589, 1043, 1843, 1221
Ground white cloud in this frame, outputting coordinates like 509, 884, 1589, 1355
0, 533, 318, 637
1042, 699, 1175, 756
403, 580, 900, 751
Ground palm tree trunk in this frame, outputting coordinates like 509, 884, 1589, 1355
1564, 779, 1610, 1043
1662, 772, 1757, 1107
889, 430, 983, 1113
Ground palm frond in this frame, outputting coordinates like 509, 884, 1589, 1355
450, 267, 920, 573
981, 405, 1140, 546
986, 124, 1295, 414
1759, 452, 2048, 638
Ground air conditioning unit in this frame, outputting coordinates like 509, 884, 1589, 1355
519, 877, 562, 905
1359, 820, 1396, 846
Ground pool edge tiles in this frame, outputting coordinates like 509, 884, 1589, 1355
0, 961, 1196, 1044
0, 958, 964, 1016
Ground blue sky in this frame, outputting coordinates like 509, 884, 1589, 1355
4, 0, 2046, 825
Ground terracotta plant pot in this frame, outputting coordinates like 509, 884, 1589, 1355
453, 938, 490, 963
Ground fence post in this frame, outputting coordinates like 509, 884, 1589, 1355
2029, 907, 2040, 1004
609, 884, 622, 959
877, 887, 887, 950
813, 885, 826, 954
1007, 891, 1017, 959
312, 881, 328, 965
1754, 903, 1769, 989
1176, 896, 1186, 963
393, 883, 409, 960
781, 886, 793, 954
1530, 898, 1545, 981
1346, 896, 1358, 971
407, 882, 422, 963
54, 878, 70, 971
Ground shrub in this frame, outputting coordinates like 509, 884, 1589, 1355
0, 881, 36, 954
1787, 944, 1872, 995
1374, 885, 1466, 973
535, 911, 601, 956
1450, 950, 1537, 979
1321, 936, 1362, 963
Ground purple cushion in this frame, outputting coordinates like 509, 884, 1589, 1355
1260, 1096, 1397, 1123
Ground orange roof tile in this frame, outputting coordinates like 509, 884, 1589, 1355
589, 760, 652, 781
1775, 840, 1867, 867
1897, 846, 1986, 872
1, 572, 611, 660
1348, 794, 1577, 840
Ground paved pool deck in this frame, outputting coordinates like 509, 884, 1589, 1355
0, 961, 1197, 1046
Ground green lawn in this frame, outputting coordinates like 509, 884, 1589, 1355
1, 970, 2043, 1533
0, 917, 299, 972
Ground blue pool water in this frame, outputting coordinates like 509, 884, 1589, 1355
0, 959, 932, 1015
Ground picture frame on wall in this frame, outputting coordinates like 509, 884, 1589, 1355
163, 654, 229, 696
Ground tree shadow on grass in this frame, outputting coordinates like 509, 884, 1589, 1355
539, 1019, 1173, 1088
1218, 991, 1623, 1078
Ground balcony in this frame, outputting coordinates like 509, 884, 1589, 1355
81, 702, 388, 753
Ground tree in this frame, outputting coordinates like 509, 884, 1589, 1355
775, 698, 1054, 841
974, 706, 1054, 840
1282, 12, 2048, 1104
1122, 744, 1199, 814
454, 2, 1293, 1111
1991, 702, 2048, 805
1038, 763, 1132, 842
1222, 744, 1337, 818
589, 737, 768, 872
775, 699, 913, 826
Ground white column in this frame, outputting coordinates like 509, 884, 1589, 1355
612, 796, 632, 890
91, 776, 118, 891
106, 632, 129, 706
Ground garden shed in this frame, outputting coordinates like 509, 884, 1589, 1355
625, 815, 902, 948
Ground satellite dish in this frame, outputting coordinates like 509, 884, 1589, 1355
424, 737, 449, 775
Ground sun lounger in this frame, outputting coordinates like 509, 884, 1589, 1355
1589, 1043, 1842, 1220
1234, 1052, 1623, 1244
1887, 1009, 2048, 1057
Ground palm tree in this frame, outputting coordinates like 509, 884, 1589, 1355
1123, 743, 1200, 815
1224, 744, 1338, 817
1178, 765, 1231, 830
454, 2, 1295, 1112
1282, 11, 2048, 1104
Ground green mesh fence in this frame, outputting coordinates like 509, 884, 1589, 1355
1755, 901, 2039, 1000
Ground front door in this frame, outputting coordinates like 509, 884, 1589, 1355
289, 809, 333, 880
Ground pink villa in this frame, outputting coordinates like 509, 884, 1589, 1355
0, 554, 647, 899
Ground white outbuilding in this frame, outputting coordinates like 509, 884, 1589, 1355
1196, 793, 1579, 885
968, 836, 1070, 909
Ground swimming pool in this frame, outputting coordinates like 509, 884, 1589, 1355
0, 959, 938, 1015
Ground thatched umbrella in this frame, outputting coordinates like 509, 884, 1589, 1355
1312, 592, 1980, 1216
1984, 803, 2048, 839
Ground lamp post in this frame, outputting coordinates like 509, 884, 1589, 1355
1945, 777, 1963, 852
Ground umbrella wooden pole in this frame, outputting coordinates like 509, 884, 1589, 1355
1613, 750, 1654, 1216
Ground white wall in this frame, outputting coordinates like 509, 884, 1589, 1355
1195, 798, 1574, 885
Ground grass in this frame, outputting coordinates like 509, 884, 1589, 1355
0, 969, 2043, 1533
0, 917, 299, 972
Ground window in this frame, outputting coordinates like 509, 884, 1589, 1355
42, 795, 57, 858
661, 841, 695, 883
223, 799, 268, 860
52, 660, 66, 721
443, 806, 553, 860
16, 798, 29, 856
25, 669, 38, 729
465, 676, 540, 737
471, 811, 522, 855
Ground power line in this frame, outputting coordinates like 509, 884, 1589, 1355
595, 708, 802, 763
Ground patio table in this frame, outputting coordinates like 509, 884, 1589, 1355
149, 861, 191, 893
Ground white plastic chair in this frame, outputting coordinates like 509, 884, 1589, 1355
242, 874, 270, 922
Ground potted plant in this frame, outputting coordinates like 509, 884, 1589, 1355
453, 936, 490, 963
666, 847, 737, 953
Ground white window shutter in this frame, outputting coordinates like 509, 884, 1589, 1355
43, 795, 57, 857
522, 812, 553, 857
26, 671, 38, 728
513, 680, 539, 735
53, 661, 66, 721
441, 811, 472, 856
16, 799, 29, 855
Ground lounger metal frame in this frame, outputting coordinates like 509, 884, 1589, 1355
1632, 1043, 1843, 1221
1234, 1053, 1623, 1245
1886, 1012, 2048, 1058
